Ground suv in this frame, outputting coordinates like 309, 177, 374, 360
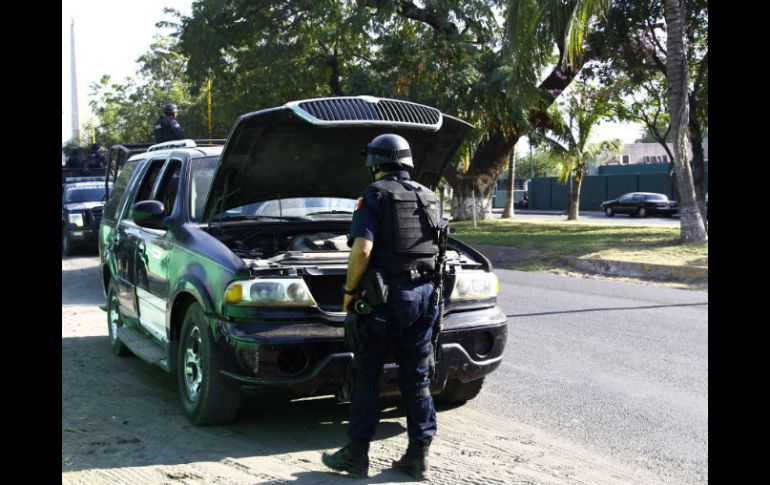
99, 96, 508, 425
62, 177, 112, 255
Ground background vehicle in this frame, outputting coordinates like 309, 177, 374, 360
62, 178, 112, 256
99, 97, 508, 425
600, 192, 679, 218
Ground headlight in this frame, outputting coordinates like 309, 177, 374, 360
224, 278, 317, 307
67, 213, 84, 227
450, 271, 499, 300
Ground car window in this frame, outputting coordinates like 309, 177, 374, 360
155, 160, 182, 215
189, 156, 219, 222
619, 194, 634, 202
103, 159, 140, 221
631, 194, 643, 202
124, 159, 166, 220
645, 194, 667, 201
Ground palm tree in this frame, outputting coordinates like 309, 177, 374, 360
665, 0, 707, 243
539, 81, 622, 220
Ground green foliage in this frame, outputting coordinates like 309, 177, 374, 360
88, 0, 613, 175
583, 0, 708, 136
538, 81, 622, 183
89, 34, 211, 144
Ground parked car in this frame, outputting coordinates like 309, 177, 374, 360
99, 96, 509, 425
62, 178, 112, 255
600, 192, 679, 218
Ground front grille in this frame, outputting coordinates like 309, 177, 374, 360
303, 274, 346, 312
295, 97, 441, 128
89, 207, 103, 225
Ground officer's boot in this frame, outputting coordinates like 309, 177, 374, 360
321, 437, 370, 478
392, 437, 432, 480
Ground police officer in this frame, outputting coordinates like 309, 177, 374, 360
85, 143, 106, 169
322, 134, 440, 480
153, 103, 187, 143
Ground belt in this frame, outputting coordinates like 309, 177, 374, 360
388, 269, 435, 285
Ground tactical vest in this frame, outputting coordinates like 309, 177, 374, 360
369, 177, 440, 276
154, 116, 179, 143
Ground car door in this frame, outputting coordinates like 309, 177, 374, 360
134, 157, 184, 343
114, 158, 168, 318
617, 194, 633, 214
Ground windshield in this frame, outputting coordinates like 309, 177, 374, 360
220, 197, 357, 219
64, 186, 109, 203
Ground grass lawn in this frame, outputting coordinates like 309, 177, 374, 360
450, 219, 708, 271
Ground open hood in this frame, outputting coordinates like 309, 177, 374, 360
201, 96, 473, 221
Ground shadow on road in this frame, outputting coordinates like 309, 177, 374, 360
63, 333, 424, 473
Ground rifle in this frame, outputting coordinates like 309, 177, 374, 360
430, 220, 449, 374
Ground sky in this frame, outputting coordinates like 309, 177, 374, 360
62, 0, 642, 147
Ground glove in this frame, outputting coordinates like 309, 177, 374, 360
344, 311, 360, 352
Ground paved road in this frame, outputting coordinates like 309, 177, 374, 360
477, 269, 708, 483
492, 209, 682, 227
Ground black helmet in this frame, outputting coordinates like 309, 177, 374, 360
163, 103, 179, 115
364, 134, 414, 169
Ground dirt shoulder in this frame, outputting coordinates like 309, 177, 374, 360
63, 256, 666, 484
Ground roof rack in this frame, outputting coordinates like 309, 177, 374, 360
147, 139, 226, 152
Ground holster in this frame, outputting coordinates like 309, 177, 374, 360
359, 268, 389, 307
344, 311, 362, 352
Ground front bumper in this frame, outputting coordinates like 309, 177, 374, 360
213, 305, 508, 398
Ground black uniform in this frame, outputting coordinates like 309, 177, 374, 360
153, 115, 186, 143
347, 170, 440, 442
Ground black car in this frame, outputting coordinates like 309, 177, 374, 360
99, 96, 509, 425
62, 178, 111, 255
600, 192, 679, 217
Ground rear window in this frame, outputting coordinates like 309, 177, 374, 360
103, 159, 141, 221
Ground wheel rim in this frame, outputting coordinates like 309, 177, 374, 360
606, 208, 612, 215
183, 326, 203, 402
63, 232, 69, 254
639, 208, 646, 217
108, 293, 120, 343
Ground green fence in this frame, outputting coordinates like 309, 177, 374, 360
527, 171, 708, 211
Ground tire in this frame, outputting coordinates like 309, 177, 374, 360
436, 377, 485, 404
178, 303, 242, 425
604, 207, 614, 217
62, 229, 75, 256
107, 281, 132, 357
637, 207, 647, 218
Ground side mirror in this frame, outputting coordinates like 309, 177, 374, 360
132, 200, 168, 230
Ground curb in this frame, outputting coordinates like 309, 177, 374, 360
561, 256, 708, 282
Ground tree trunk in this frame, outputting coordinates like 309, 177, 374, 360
501, 149, 515, 218
447, 130, 518, 221
688, 93, 707, 231
567, 165, 584, 220
665, 0, 707, 243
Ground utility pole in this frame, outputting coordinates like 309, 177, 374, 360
70, 18, 80, 145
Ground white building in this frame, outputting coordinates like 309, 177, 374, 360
602, 139, 709, 165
